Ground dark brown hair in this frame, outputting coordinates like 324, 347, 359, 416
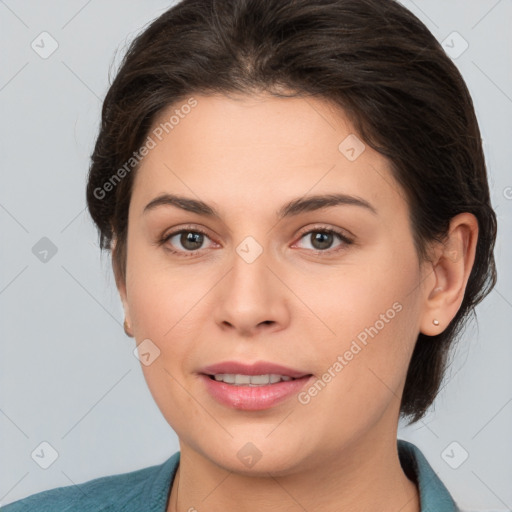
86, 0, 497, 424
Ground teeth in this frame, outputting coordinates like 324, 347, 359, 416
248, 374, 269, 385
236, 374, 251, 385
212, 374, 294, 386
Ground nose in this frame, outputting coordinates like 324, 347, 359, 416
213, 245, 290, 338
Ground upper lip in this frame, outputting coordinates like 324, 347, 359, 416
200, 361, 311, 379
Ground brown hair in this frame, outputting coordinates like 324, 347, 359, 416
86, 0, 497, 424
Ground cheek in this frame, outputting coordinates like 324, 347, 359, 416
125, 255, 214, 433
126, 239, 185, 325
303, 244, 420, 348
125, 242, 222, 368
301, 245, 422, 400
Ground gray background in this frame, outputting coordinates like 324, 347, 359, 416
0, 1, 511, 510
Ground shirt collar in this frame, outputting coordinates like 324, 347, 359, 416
398, 439, 460, 511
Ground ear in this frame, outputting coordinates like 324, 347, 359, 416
111, 235, 132, 331
419, 212, 479, 336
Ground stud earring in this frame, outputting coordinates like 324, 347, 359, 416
124, 319, 134, 337
432, 319, 440, 326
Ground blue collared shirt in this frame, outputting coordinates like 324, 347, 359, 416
1, 439, 460, 511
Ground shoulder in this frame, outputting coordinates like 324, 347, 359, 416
398, 439, 461, 512
1, 452, 180, 512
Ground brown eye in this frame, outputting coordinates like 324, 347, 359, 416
309, 231, 335, 250
161, 229, 214, 255
178, 231, 205, 251
296, 228, 353, 253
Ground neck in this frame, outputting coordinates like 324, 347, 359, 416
167, 434, 420, 512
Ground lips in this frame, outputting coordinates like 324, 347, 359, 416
199, 361, 313, 410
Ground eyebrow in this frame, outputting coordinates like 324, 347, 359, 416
143, 192, 377, 218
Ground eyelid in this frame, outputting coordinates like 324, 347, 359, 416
295, 223, 354, 242
160, 224, 213, 241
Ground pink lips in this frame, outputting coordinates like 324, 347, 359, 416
199, 361, 313, 411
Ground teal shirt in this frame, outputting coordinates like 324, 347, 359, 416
2, 440, 459, 511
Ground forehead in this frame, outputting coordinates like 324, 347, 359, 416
131, 93, 406, 220
149, 92, 353, 157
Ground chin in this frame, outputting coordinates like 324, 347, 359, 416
193, 435, 313, 477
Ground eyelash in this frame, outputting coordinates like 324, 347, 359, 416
158, 225, 354, 257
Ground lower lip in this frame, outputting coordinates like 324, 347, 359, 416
201, 374, 313, 410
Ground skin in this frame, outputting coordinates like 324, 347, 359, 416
115, 93, 478, 512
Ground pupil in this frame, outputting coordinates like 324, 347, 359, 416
182, 232, 203, 250
312, 232, 332, 250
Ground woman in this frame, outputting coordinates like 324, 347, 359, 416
3, 0, 497, 510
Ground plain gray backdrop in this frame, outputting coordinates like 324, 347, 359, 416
1, 1, 511, 511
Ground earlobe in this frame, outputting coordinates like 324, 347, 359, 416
119, 282, 133, 338
123, 318, 134, 338
111, 235, 133, 337
419, 213, 479, 336
119, 283, 133, 338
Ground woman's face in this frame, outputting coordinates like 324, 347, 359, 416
120, 93, 434, 474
